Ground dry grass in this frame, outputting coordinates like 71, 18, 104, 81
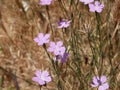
0, 0, 120, 90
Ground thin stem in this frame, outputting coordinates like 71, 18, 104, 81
42, 44, 63, 90
46, 6, 53, 35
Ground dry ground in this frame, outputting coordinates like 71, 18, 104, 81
0, 0, 120, 90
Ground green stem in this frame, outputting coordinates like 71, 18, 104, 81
46, 6, 53, 34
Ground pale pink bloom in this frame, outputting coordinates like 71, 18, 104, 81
47, 41, 65, 56
89, 1, 104, 13
32, 70, 52, 85
91, 75, 109, 90
34, 33, 50, 46
39, 0, 52, 5
79, 0, 94, 5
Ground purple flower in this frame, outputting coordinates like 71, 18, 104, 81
89, 1, 104, 13
79, 0, 94, 5
34, 33, 50, 46
91, 75, 109, 90
47, 41, 65, 56
54, 52, 68, 63
39, 0, 52, 5
57, 19, 71, 28
32, 70, 52, 85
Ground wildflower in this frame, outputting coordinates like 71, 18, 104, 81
89, 1, 104, 13
79, 0, 94, 5
39, 0, 52, 5
32, 70, 52, 85
34, 33, 50, 46
47, 41, 65, 56
57, 19, 71, 28
54, 52, 68, 63
91, 75, 109, 90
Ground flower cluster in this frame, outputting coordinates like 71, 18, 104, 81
32, 0, 108, 88
34, 34, 68, 62
79, 0, 104, 13
33, 33, 68, 85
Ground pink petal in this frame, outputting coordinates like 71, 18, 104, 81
64, 23, 69, 28
47, 42, 56, 52
59, 47, 65, 54
84, 0, 93, 4
96, 8, 102, 13
100, 76, 107, 83
41, 70, 49, 77
35, 70, 41, 77
91, 76, 99, 87
38, 79, 45, 85
98, 86, 105, 90
47, 47, 54, 52
80, 0, 94, 4
34, 38, 39, 43
44, 34, 50, 40
40, 0, 52, 5
50, 42, 55, 47
90, 0, 94, 2
58, 25, 63, 28
45, 76, 52, 82
58, 20, 71, 28
38, 41, 44, 46
32, 77, 45, 85
54, 50, 59, 55
64, 21, 71, 28
102, 83, 109, 89
44, 39, 49, 43
43, 34, 50, 43
79, 0, 84, 2
89, 4, 95, 12
41, 70, 52, 83
101, 4, 104, 8
57, 41, 63, 47
98, 83, 109, 90
95, 1, 100, 6
32, 77, 39, 82
38, 33, 44, 38
91, 83, 98, 87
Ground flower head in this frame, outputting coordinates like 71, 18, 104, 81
32, 70, 52, 85
91, 75, 109, 90
57, 19, 71, 28
47, 41, 65, 56
34, 33, 50, 46
54, 52, 68, 63
89, 1, 104, 13
39, 0, 52, 5
79, 0, 94, 5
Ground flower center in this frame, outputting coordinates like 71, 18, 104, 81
97, 80, 102, 85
